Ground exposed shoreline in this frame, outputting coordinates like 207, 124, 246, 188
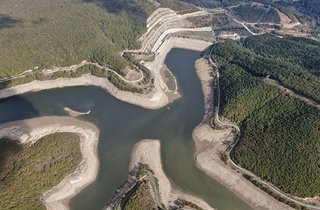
0, 35, 213, 210
64, 107, 91, 117
0, 39, 294, 210
0, 37, 211, 111
0, 37, 212, 210
192, 58, 293, 210
130, 139, 215, 210
0, 117, 99, 210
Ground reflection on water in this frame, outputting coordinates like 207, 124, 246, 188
0, 49, 253, 210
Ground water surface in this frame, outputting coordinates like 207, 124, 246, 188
0, 49, 253, 210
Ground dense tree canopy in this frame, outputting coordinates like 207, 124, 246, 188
212, 35, 320, 197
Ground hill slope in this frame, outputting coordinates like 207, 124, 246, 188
212, 35, 320, 198
0, 0, 197, 78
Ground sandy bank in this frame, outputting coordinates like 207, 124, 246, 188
0, 117, 100, 210
0, 74, 168, 110
145, 37, 212, 103
64, 107, 91, 117
130, 139, 215, 210
194, 58, 215, 124
192, 58, 293, 210
0, 38, 211, 112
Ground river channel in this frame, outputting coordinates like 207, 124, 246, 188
0, 49, 253, 210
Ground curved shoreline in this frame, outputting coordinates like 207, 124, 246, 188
0, 40, 295, 210
64, 107, 91, 117
192, 58, 293, 210
0, 38, 211, 111
0, 117, 99, 210
130, 139, 215, 210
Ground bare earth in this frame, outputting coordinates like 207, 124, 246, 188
64, 107, 91, 117
193, 58, 293, 210
0, 117, 99, 210
130, 139, 215, 210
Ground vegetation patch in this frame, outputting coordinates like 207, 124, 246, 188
123, 181, 157, 210
157, 0, 199, 14
212, 35, 320, 198
235, 96, 320, 197
0, 133, 81, 210
179, 0, 246, 8
212, 35, 320, 103
171, 198, 204, 210
211, 13, 250, 36
0, 0, 201, 83
243, 175, 309, 210
230, 4, 281, 23
0, 0, 151, 78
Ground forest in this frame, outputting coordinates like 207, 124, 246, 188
0, 0, 195, 80
230, 4, 280, 23
0, 133, 81, 210
212, 35, 320, 103
212, 35, 320, 197
182, 0, 320, 29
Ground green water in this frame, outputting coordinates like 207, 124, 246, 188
0, 49, 253, 210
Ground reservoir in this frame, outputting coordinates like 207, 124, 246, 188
0, 49, 253, 210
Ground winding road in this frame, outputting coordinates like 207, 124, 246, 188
0, 61, 145, 86
208, 45, 320, 210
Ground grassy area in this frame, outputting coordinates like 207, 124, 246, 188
212, 36, 320, 197
0, 133, 81, 210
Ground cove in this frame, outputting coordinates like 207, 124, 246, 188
0, 49, 253, 210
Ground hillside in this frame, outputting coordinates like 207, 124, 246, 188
211, 35, 320, 198
0, 0, 197, 79
181, 0, 320, 34
0, 133, 81, 210
229, 4, 280, 24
